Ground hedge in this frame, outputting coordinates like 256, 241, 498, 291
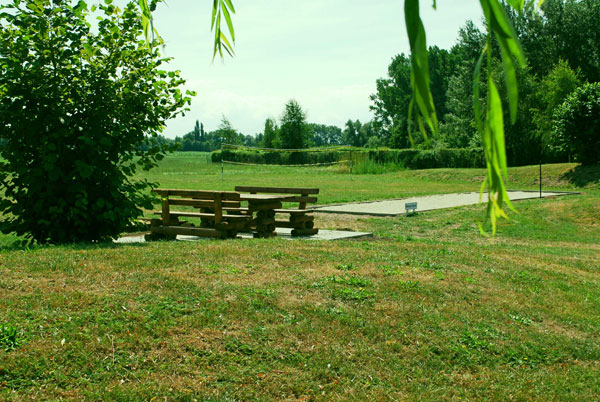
211, 147, 486, 169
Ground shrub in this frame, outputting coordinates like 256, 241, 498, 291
212, 147, 485, 170
0, 0, 192, 243
553, 83, 600, 165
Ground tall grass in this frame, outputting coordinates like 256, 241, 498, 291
352, 159, 405, 174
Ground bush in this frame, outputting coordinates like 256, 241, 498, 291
212, 147, 485, 170
0, 0, 191, 243
553, 83, 600, 165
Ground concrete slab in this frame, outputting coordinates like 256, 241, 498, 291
115, 228, 372, 244
312, 190, 578, 217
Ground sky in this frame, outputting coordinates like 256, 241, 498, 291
152, 0, 484, 138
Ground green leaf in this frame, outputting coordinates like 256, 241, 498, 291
211, 0, 218, 29
404, 0, 438, 138
505, 0, 525, 10
221, 0, 235, 42
223, 0, 236, 13
480, 0, 526, 123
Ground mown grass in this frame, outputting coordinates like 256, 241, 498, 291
1, 155, 599, 400
139, 152, 599, 205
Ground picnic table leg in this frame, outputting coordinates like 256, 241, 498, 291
248, 202, 278, 238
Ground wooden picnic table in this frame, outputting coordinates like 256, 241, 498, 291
239, 193, 297, 238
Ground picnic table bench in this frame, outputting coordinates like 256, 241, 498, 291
234, 186, 319, 237
146, 189, 251, 240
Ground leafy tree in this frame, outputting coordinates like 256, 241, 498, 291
535, 60, 583, 161
441, 21, 486, 148
309, 123, 343, 146
262, 118, 278, 148
215, 116, 240, 145
540, 0, 600, 83
193, 120, 201, 141
553, 82, 600, 165
370, 53, 412, 148
343, 120, 363, 147
278, 100, 309, 149
0, 0, 191, 243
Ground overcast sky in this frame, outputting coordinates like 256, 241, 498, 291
152, 0, 483, 138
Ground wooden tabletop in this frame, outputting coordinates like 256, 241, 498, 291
239, 194, 296, 202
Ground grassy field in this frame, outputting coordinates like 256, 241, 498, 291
1, 153, 599, 400
141, 152, 598, 204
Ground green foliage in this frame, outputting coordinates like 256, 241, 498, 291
0, 0, 191, 243
215, 116, 240, 145
278, 100, 310, 151
213, 147, 485, 170
0, 324, 22, 351
535, 60, 583, 161
536, 0, 600, 83
553, 83, 600, 165
308, 123, 343, 147
262, 118, 278, 148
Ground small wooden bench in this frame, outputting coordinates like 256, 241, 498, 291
146, 189, 252, 240
234, 186, 319, 236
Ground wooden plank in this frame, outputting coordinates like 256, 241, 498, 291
152, 225, 226, 238
240, 194, 295, 201
282, 196, 318, 204
152, 211, 251, 221
153, 189, 241, 200
168, 198, 240, 208
248, 201, 282, 211
274, 220, 299, 228
273, 208, 311, 214
235, 186, 319, 195
291, 228, 319, 236
222, 207, 250, 213
274, 220, 315, 229
289, 215, 314, 224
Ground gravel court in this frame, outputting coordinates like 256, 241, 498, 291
311, 190, 579, 216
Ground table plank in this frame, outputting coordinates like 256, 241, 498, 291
239, 194, 297, 202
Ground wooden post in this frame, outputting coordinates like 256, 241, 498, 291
350, 149, 353, 181
299, 192, 308, 210
161, 197, 170, 225
221, 144, 224, 181
214, 193, 223, 225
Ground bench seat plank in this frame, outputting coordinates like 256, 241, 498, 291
273, 209, 310, 214
153, 189, 241, 200
167, 198, 240, 208
153, 211, 251, 221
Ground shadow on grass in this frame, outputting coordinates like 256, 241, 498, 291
0, 235, 151, 252
561, 164, 600, 188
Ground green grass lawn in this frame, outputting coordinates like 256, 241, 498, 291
1, 154, 599, 400
139, 152, 598, 204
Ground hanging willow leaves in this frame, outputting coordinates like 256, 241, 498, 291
404, 0, 544, 235
211, 0, 236, 59
137, 0, 161, 44
137, 0, 235, 58
404, 0, 438, 141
